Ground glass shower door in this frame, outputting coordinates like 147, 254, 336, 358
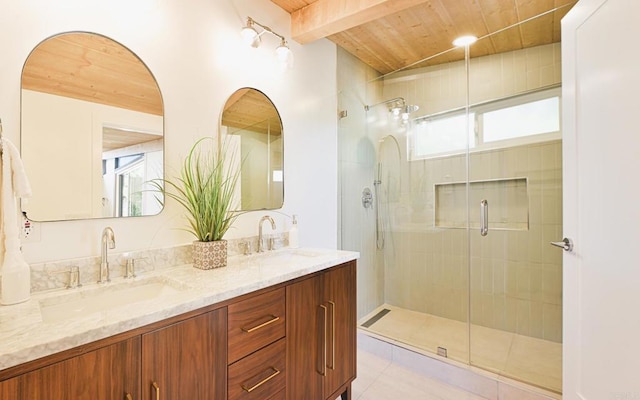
467, 18, 564, 393
357, 46, 473, 365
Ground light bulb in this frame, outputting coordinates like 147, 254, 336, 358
241, 24, 260, 48
275, 40, 294, 69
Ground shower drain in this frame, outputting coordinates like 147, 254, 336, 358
361, 308, 391, 328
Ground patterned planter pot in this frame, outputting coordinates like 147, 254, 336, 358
192, 240, 227, 270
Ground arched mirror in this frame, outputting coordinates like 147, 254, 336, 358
221, 88, 284, 210
20, 32, 164, 221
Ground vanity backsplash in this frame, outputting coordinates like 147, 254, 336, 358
27, 233, 289, 294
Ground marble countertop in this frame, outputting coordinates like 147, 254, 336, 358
0, 247, 359, 372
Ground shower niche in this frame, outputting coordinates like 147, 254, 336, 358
435, 177, 529, 230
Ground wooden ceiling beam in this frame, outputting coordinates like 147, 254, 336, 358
291, 0, 431, 44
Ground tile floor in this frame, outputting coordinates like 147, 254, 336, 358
359, 305, 562, 393
351, 349, 488, 400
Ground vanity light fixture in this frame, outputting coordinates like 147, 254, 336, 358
241, 17, 294, 69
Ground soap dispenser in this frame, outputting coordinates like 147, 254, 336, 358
289, 215, 299, 249
1, 252, 31, 305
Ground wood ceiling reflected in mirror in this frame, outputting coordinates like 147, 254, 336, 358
271, 0, 578, 74
21, 32, 164, 221
222, 88, 282, 136
221, 88, 284, 211
21, 33, 162, 115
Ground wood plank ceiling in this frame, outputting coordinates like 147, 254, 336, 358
271, 0, 578, 74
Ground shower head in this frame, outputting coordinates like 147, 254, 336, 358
403, 105, 419, 113
364, 97, 421, 126
364, 97, 406, 112
400, 104, 419, 123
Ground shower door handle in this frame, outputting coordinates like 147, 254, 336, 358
550, 238, 573, 252
480, 200, 488, 236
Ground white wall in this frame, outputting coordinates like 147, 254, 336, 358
0, 0, 338, 263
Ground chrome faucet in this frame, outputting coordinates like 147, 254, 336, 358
98, 227, 115, 284
258, 216, 276, 253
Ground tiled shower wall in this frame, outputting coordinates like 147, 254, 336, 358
381, 43, 563, 343
385, 141, 562, 343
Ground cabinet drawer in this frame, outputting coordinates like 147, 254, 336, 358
228, 287, 285, 363
267, 388, 285, 400
228, 338, 286, 400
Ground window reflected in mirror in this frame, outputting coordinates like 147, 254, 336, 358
20, 32, 164, 221
221, 88, 284, 210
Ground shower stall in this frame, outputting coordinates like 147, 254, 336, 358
338, 9, 566, 394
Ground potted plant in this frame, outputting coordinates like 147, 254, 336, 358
152, 136, 241, 269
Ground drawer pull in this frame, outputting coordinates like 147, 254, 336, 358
125, 394, 133, 400
152, 382, 160, 400
318, 304, 327, 376
241, 314, 280, 333
328, 300, 336, 370
241, 366, 280, 393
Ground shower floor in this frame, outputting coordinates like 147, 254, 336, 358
359, 304, 562, 393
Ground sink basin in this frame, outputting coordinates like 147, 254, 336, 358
39, 277, 186, 323
254, 249, 324, 266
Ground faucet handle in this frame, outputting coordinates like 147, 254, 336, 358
125, 259, 137, 279
123, 256, 148, 279
240, 241, 253, 256
68, 266, 81, 289
49, 266, 82, 289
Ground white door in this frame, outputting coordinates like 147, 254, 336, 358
562, 0, 640, 398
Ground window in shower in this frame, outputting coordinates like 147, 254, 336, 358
477, 87, 560, 144
411, 86, 560, 160
411, 111, 475, 159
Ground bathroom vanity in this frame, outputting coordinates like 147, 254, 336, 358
0, 248, 358, 400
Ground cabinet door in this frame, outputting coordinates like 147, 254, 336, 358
0, 377, 17, 399
2, 337, 140, 400
323, 261, 357, 399
286, 273, 323, 400
142, 309, 227, 400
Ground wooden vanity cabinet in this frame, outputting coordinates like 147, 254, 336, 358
0, 260, 357, 400
0, 337, 140, 400
286, 261, 357, 400
141, 308, 227, 400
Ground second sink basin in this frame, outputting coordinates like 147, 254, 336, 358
254, 249, 324, 266
39, 277, 187, 323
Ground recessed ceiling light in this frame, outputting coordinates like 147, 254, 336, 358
452, 35, 478, 47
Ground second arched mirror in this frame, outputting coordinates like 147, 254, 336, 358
220, 88, 284, 210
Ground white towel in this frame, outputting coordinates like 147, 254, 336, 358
0, 138, 31, 258
0, 137, 32, 305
